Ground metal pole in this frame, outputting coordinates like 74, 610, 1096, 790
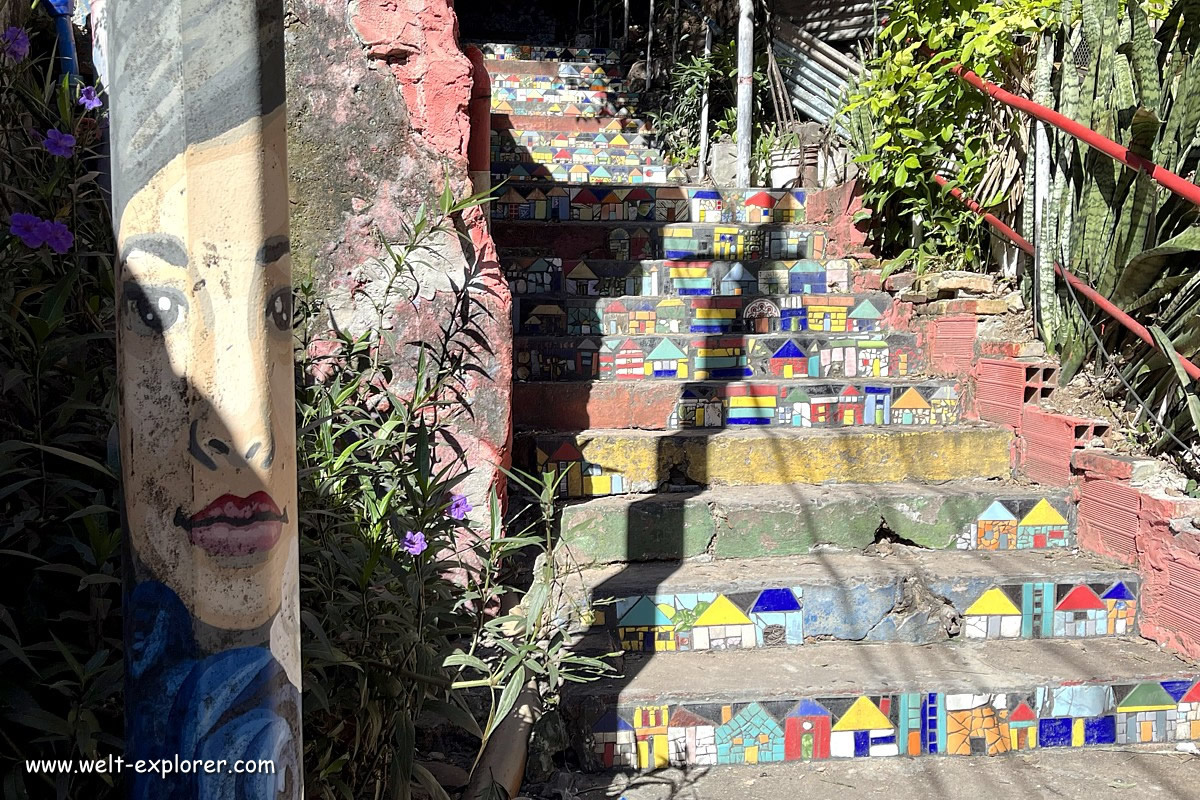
698, 19, 712, 182
646, 0, 655, 90
671, 0, 680, 66
735, 0, 754, 186
624, 0, 629, 41
109, 0, 303, 796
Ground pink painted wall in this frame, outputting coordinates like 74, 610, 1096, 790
286, 0, 511, 514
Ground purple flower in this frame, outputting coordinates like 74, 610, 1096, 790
447, 493, 472, 520
402, 530, 427, 555
43, 129, 76, 158
9, 212, 46, 247
0, 27, 29, 62
42, 220, 74, 254
78, 86, 102, 110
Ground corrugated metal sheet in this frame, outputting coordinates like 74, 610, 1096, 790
772, 19, 863, 126
775, 0, 880, 42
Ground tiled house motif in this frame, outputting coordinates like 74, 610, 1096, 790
1116, 683, 1178, 744
964, 588, 1023, 639
633, 705, 671, 769
715, 704, 786, 765
539, 441, 626, 498
962, 498, 1073, 551
750, 588, 804, 646
784, 700, 832, 760
891, 387, 932, 425
1103, 581, 1137, 634
690, 595, 757, 650
1175, 682, 1200, 742
616, 596, 676, 652
667, 708, 718, 766
945, 695, 1010, 756
1016, 499, 1070, 548
591, 679, 1200, 769
830, 697, 897, 758
1007, 701, 1040, 750
591, 711, 637, 768
1052, 585, 1107, 637
1035, 684, 1116, 748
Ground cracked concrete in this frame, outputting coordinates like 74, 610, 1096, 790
556, 482, 1074, 564
568, 549, 1135, 647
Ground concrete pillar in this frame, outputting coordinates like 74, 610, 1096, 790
108, 0, 302, 796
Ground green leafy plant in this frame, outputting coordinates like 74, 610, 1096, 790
840, 0, 1059, 274
651, 39, 778, 170
1043, 0, 1200, 463
0, 21, 123, 800
296, 187, 612, 800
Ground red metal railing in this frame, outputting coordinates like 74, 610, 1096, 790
922, 48, 1200, 381
933, 175, 1200, 381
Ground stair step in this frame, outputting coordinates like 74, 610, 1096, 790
521, 425, 1014, 496
491, 183, 811, 225
492, 145, 663, 169
491, 100, 640, 118
514, 332, 923, 385
489, 73, 634, 94
513, 293, 895, 339
474, 43, 623, 65
485, 62, 629, 81
515, 378, 958, 431
503, 257, 862, 298
492, 221, 830, 261
553, 482, 1071, 563
571, 550, 1138, 651
491, 160, 685, 185
491, 115, 653, 134
565, 638, 1199, 769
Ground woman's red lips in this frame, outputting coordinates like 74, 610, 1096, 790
173, 491, 287, 556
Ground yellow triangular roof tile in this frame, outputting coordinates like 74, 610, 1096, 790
964, 587, 1022, 616
694, 595, 752, 627
831, 696, 894, 732
1019, 499, 1067, 527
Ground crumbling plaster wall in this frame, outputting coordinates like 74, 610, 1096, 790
284, 0, 511, 508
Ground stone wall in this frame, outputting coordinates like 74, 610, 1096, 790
284, 0, 511, 509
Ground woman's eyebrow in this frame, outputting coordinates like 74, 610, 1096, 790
256, 236, 290, 265
120, 234, 189, 267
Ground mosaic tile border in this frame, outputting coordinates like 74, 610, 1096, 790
492, 161, 686, 185
492, 185, 809, 224
493, 223, 825, 262
587, 574, 1135, 653
476, 43, 622, 63
504, 257, 855, 300
515, 334, 924, 384
583, 679, 1200, 768
513, 294, 890, 337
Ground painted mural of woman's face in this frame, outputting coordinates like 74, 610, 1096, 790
117, 113, 297, 633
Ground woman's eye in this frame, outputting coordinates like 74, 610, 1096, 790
266, 288, 292, 332
124, 285, 188, 335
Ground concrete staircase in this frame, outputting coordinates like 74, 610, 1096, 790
480, 42, 1200, 774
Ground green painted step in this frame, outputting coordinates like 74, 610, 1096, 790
552, 482, 1070, 563
520, 424, 1014, 497
568, 550, 1138, 652
563, 638, 1200, 770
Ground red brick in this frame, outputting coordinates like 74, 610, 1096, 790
883, 272, 916, 292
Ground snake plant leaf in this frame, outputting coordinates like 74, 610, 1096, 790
1149, 324, 1200, 437
1113, 224, 1200, 306
1127, 2, 1162, 111
1126, 273, 1192, 312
